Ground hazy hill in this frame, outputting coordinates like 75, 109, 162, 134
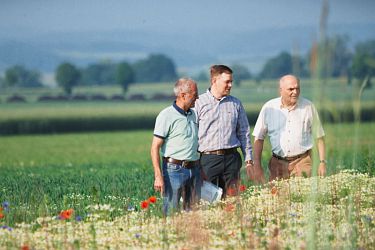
0, 23, 374, 75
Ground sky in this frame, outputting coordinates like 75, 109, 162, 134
0, 0, 374, 75
1, 0, 374, 38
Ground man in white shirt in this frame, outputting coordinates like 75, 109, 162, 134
250, 75, 326, 181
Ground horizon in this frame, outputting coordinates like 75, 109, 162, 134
0, 0, 375, 78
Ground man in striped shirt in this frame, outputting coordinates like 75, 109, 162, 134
252, 75, 326, 181
195, 65, 264, 196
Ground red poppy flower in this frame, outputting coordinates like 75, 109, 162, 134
148, 196, 157, 203
0, 213, 4, 219
227, 187, 237, 196
271, 186, 278, 196
239, 184, 246, 192
59, 208, 74, 220
224, 203, 235, 212
141, 200, 149, 209
21, 246, 30, 250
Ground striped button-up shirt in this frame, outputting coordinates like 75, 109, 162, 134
194, 89, 253, 161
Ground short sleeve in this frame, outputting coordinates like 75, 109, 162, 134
153, 111, 170, 139
252, 105, 267, 140
312, 104, 325, 138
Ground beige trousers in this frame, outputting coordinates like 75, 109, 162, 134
268, 152, 312, 181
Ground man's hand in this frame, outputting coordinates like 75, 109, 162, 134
154, 175, 164, 194
246, 161, 266, 184
318, 162, 326, 176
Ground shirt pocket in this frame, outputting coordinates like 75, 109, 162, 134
302, 118, 312, 144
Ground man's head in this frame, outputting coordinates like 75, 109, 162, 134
210, 65, 233, 98
174, 78, 198, 110
279, 74, 300, 107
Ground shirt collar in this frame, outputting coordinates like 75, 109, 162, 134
279, 97, 299, 111
207, 88, 227, 101
173, 101, 192, 116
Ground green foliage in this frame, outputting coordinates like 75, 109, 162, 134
0, 130, 156, 225
352, 40, 375, 83
325, 35, 352, 78
231, 64, 252, 86
0, 76, 4, 88
194, 70, 209, 81
55, 62, 81, 95
79, 62, 116, 86
260, 51, 306, 79
4, 65, 42, 87
133, 54, 177, 83
116, 61, 135, 94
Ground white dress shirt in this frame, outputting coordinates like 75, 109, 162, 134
252, 97, 325, 157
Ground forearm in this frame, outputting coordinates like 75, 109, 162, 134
150, 136, 164, 179
317, 137, 326, 162
253, 139, 264, 164
151, 147, 162, 178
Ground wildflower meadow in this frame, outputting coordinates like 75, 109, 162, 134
0, 171, 374, 249
0, 122, 374, 249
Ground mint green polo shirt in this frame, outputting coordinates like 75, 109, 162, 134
153, 103, 199, 161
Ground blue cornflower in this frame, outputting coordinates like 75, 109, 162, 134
1, 225, 12, 231
127, 205, 135, 212
75, 215, 82, 222
2, 201, 9, 212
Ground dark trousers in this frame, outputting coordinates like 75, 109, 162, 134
200, 151, 242, 196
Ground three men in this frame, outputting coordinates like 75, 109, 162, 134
151, 72, 327, 214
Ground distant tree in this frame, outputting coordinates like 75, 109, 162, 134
231, 64, 251, 86
133, 54, 177, 83
116, 61, 135, 94
195, 70, 208, 81
327, 35, 352, 77
352, 40, 375, 86
55, 62, 81, 95
4, 65, 42, 87
309, 35, 352, 78
259, 51, 293, 79
80, 62, 116, 86
0, 76, 4, 88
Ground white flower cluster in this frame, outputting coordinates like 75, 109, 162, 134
0, 171, 373, 249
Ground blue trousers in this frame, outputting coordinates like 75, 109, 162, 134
162, 161, 201, 215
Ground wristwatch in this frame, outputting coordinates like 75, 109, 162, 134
246, 160, 254, 165
320, 160, 327, 164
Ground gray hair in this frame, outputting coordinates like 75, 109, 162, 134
173, 77, 196, 96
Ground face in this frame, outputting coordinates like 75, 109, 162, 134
213, 73, 233, 97
279, 76, 300, 107
183, 83, 199, 109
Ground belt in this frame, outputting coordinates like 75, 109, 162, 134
202, 147, 238, 155
162, 157, 197, 169
272, 150, 310, 162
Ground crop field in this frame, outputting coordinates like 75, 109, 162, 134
0, 121, 374, 249
1, 79, 375, 135
0, 79, 374, 249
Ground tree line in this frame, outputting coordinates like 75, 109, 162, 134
1, 36, 374, 95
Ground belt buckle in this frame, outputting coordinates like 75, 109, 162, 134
182, 161, 188, 168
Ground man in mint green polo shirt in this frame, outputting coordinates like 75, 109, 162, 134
151, 77, 200, 215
